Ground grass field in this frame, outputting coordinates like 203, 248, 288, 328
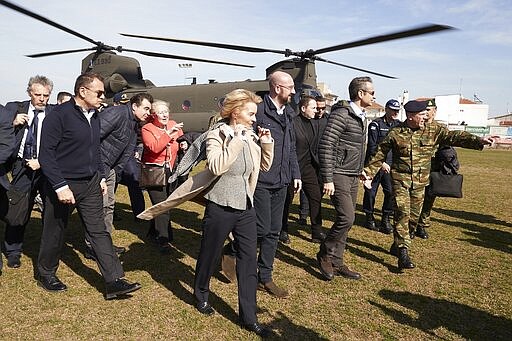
0, 148, 511, 340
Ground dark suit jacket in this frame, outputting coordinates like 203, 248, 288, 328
4, 101, 54, 189
294, 114, 325, 171
0, 104, 16, 191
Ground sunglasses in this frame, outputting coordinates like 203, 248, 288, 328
83, 86, 105, 98
362, 89, 375, 96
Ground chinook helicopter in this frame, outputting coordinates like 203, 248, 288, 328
1, 0, 453, 132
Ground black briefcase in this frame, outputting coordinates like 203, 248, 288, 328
428, 172, 463, 198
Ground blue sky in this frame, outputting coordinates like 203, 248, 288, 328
1, 0, 510, 116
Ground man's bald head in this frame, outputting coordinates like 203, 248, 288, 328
268, 71, 295, 106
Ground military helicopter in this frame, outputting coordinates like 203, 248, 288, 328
1, 0, 453, 132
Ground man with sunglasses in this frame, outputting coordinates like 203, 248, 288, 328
38, 72, 141, 299
317, 76, 374, 281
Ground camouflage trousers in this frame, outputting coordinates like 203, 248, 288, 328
417, 187, 436, 228
392, 181, 426, 248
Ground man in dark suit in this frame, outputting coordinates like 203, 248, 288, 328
2, 75, 54, 269
292, 95, 327, 243
0, 104, 16, 274
38, 72, 141, 299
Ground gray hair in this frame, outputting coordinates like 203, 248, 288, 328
27, 75, 54, 94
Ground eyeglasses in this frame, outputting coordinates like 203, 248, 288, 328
154, 110, 169, 115
317, 107, 326, 111
362, 89, 375, 96
83, 86, 105, 98
277, 84, 295, 91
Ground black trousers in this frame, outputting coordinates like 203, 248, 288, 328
4, 159, 44, 257
300, 166, 323, 233
194, 200, 258, 324
254, 186, 287, 283
362, 169, 394, 215
321, 174, 359, 268
281, 167, 323, 235
116, 156, 145, 217
0, 186, 5, 271
37, 173, 124, 282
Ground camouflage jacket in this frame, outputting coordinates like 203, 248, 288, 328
364, 121, 483, 189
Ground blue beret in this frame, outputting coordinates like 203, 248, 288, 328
404, 100, 427, 113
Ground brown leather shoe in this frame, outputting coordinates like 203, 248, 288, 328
333, 265, 361, 280
257, 280, 289, 298
221, 254, 236, 283
317, 252, 334, 281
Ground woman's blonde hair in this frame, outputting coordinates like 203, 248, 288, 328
220, 89, 262, 119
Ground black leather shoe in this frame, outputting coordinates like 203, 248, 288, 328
415, 226, 429, 239
105, 278, 141, 300
196, 301, 215, 315
398, 247, 415, 270
242, 322, 271, 338
334, 265, 361, 280
365, 213, 378, 231
37, 275, 67, 292
311, 232, 326, 244
409, 230, 415, 240
279, 231, 290, 244
317, 252, 334, 281
7, 254, 21, 268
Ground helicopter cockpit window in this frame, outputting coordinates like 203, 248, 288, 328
182, 100, 191, 111
299, 85, 322, 99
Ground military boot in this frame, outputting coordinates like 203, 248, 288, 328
398, 247, 415, 270
379, 214, 393, 234
415, 226, 429, 239
389, 243, 399, 257
364, 213, 377, 231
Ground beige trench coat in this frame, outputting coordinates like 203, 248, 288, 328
137, 125, 273, 220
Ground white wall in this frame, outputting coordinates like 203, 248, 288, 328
434, 94, 489, 126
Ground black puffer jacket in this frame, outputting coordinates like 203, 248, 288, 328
319, 100, 367, 182
100, 104, 137, 175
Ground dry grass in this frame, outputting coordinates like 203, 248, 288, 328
0, 148, 511, 340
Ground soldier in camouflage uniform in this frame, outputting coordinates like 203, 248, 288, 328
363, 100, 493, 270
415, 98, 460, 239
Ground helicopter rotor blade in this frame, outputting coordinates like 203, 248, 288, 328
26, 48, 98, 58
314, 24, 454, 55
122, 48, 254, 68
0, 0, 100, 46
121, 33, 287, 55
314, 56, 397, 79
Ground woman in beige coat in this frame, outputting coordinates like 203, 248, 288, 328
193, 89, 273, 337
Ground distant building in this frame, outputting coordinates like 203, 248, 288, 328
488, 113, 512, 126
415, 94, 489, 127
365, 102, 385, 120
316, 82, 338, 109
